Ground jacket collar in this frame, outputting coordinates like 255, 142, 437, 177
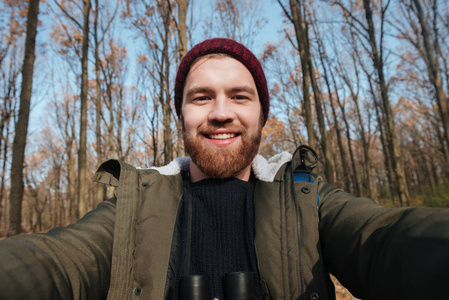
94, 146, 317, 186
147, 152, 292, 182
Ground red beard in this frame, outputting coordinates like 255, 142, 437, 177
182, 122, 262, 179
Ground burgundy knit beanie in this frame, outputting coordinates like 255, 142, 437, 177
174, 38, 269, 124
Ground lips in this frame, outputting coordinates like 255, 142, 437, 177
207, 133, 238, 140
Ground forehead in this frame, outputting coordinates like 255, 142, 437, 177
184, 55, 256, 89
192, 52, 231, 64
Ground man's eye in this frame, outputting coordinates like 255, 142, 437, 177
233, 95, 248, 100
194, 96, 209, 101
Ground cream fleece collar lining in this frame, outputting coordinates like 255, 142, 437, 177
147, 152, 292, 183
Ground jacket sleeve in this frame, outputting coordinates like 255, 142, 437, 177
318, 182, 449, 300
0, 197, 116, 300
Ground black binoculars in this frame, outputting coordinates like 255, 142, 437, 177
179, 271, 255, 300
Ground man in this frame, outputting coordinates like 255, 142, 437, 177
1, 38, 449, 300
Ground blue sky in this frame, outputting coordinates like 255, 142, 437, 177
28, 0, 286, 145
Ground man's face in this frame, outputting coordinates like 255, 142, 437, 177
181, 55, 263, 180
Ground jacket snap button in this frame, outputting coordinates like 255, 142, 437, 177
309, 292, 319, 300
134, 287, 142, 296
142, 183, 149, 188
301, 186, 310, 194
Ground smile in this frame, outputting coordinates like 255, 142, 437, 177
207, 133, 238, 140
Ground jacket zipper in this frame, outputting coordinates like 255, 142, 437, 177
292, 168, 306, 300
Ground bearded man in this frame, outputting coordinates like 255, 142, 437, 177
1, 38, 449, 300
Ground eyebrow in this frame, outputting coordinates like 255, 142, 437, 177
185, 85, 257, 99
229, 86, 257, 96
185, 87, 214, 100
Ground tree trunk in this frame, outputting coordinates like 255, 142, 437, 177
318, 45, 351, 191
341, 68, 378, 200
430, 111, 449, 179
67, 129, 77, 223
7, 0, 40, 236
161, 5, 173, 164
373, 90, 396, 201
361, 61, 396, 201
0, 121, 11, 227
0, 26, 21, 227
332, 60, 362, 195
307, 18, 338, 188
411, 0, 449, 174
94, 0, 105, 205
352, 89, 377, 201
151, 105, 159, 166
177, 0, 188, 61
117, 87, 124, 159
176, 0, 188, 157
288, 0, 316, 148
77, 0, 91, 219
307, 51, 336, 184
0, 114, 6, 225
424, 148, 437, 192
0, 136, 7, 226
363, 0, 410, 206
338, 95, 362, 196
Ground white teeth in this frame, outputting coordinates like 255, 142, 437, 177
208, 133, 236, 140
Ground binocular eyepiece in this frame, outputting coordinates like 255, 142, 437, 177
179, 271, 255, 300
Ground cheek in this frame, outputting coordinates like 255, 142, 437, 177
182, 119, 193, 133
240, 108, 262, 127
182, 106, 208, 127
181, 114, 199, 134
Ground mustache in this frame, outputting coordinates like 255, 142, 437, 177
196, 123, 247, 134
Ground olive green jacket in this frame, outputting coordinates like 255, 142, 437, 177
1, 146, 449, 300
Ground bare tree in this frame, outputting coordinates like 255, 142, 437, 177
206, 0, 267, 48
260, 41, 307, 152
51, 85, 78, 223
8, 0, 40, 236
77, 0, 91, 218
278, 0, 336, 184
329, 0, 410, 206
176, 0, 188, 61
278, 0, 316, 149
124, 0, 180, 165
0, 4, 25, 227
340, 27, 378, 200
314, 24, 352, 192
52, 0, 92, 217
393, 0, 449, 173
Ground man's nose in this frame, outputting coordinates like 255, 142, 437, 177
208, 96, 235, 123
